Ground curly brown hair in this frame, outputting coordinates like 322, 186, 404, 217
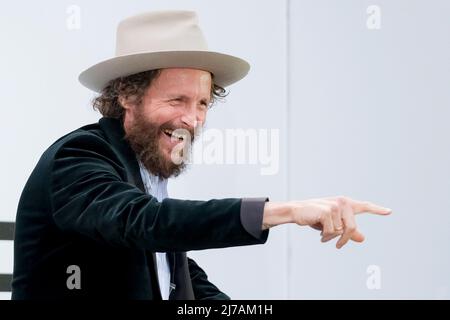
92, 69, 227, 120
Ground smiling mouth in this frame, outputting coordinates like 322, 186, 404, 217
162, 128, 185, 141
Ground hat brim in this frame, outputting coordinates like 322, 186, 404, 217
78, 50, 250, 92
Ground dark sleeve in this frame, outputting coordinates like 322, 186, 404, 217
188, 258, 230, 300
240, 198, 270, 240
49, 133, 269, 252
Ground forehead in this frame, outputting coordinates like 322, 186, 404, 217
153, 68, 212, 91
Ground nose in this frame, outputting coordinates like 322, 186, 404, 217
180, 113, 197, 129
180, 105, 203, 129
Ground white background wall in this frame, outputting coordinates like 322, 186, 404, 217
0, 0, 448, 300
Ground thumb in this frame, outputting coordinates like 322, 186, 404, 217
351, 230, 365, 243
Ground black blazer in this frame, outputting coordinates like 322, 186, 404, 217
12, 117, 268, 299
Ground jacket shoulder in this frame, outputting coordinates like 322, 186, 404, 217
41, 121, 121, 163
48, 122, 108, 151
33, 121, 123, 186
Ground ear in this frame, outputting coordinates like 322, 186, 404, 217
119, 95, 135, 133
118, 95, 134, 111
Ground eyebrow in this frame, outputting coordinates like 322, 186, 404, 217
167, 94, 210, 104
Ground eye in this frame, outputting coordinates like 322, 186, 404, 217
199, 101, 210, 110
169, 98, 182, 106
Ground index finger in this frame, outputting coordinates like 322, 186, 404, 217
350, 199, 392, 215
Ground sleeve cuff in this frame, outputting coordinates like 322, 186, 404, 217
240, 197, 270, 243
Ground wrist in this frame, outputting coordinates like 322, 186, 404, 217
262, 201, 293, 230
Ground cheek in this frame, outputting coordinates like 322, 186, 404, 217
193, 110, 207, 127
152, 105, 181, 124
200, 110, 207, 122
141, 99, 172, 120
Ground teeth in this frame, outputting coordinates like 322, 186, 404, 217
173, 133, 183, 139
163, 129, 184, 140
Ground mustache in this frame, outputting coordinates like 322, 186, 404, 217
160, 123, 198, 141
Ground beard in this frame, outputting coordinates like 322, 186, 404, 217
124, 108, 196, 179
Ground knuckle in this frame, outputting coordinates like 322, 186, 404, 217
321, 209, 331, 219
323, 230, 332, 237
365, 201, 375, 207
330, 204, 339, 214
337, 196, 348, 206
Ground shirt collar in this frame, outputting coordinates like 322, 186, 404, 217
137, 160, 168, 201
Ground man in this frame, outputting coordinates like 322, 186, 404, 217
12, 10, 391, 300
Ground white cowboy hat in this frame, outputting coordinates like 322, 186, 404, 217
78, 10, 250, 92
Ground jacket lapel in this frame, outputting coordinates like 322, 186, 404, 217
98, 117, 162, 299
98, 117, 145, 191
98, 117, 195, 300
168, 252, 195, 300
